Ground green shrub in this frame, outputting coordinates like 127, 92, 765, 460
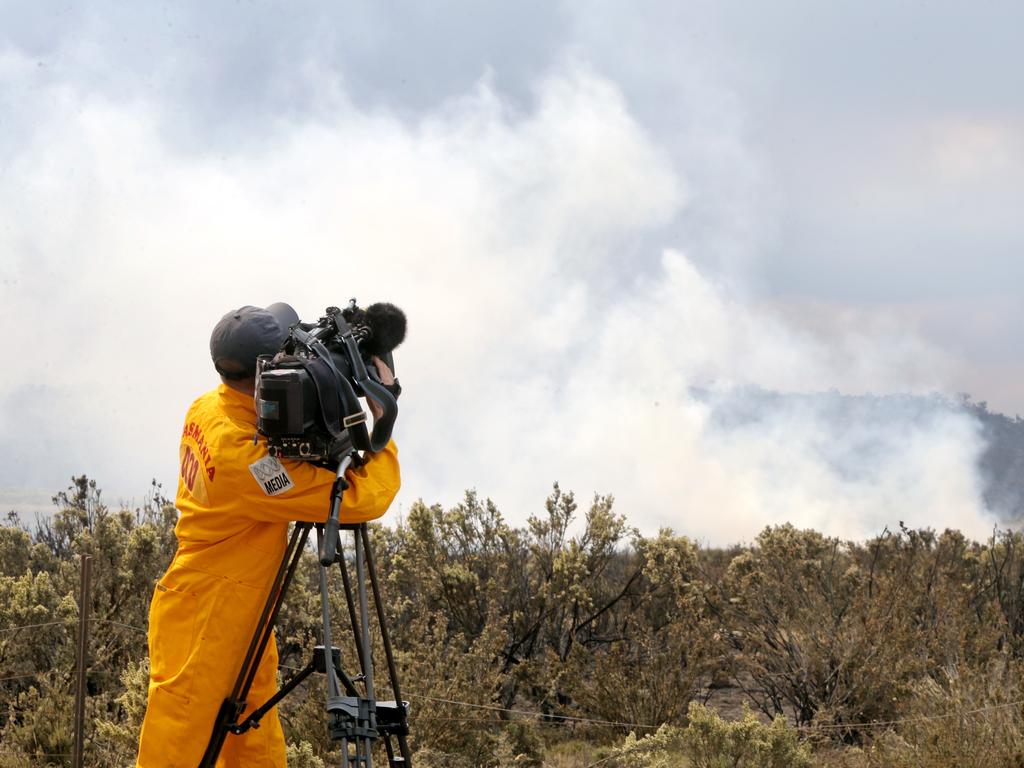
610, 702, 812, 768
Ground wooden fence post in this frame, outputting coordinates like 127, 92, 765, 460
73, 554, 92, 768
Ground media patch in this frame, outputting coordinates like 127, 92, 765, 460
248, 456, 294, 497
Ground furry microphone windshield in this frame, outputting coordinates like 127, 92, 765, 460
345, 302, 407, 358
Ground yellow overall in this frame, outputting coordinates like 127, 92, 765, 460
136, 384, 400, 767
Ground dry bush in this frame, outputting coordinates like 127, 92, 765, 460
0, 478, 175, 767
568, 628, 700, 731
709, 524, 1001, 734
284, 740, 326, 768
398, 613, 517, 763
859, 659, 1024, 768
608, 701, 812, 768
12, 475, 1024, 766
567, 530, 712, 731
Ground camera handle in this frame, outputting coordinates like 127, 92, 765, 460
297, 328, 398, 454
359, 376, 398, 453
336, 330, 398, 453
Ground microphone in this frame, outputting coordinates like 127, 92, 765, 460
363, 302, 407, 357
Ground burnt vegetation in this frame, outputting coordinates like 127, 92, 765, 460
3, 471, 1024, 766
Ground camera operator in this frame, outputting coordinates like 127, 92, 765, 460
136, 302, 400, 768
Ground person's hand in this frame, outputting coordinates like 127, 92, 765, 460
371, 356, 395, 386
367, 356, 394, 421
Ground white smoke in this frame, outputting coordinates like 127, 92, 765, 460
0, 50, 995, 542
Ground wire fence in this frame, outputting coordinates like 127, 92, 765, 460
0, 620, 74, 635
402, 692, 662, 731
5, 607, 1024, 764
7, 612, 1024, 733
0, 747, 127, 761
265, 659, 1024, 737
796, 698, 1024, 733
0, 618, 148, 634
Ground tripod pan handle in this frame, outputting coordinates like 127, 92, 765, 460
320, 517, 340, 566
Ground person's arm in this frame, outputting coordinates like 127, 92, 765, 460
337, 439, 401, 523
239, 356, 401, 524
242, 440, 400, 524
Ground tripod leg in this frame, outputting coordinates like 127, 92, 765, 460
354, 529, 377, 705
200, 522, 312, 768
354, 530, 376, 768
336, 535, 367, 675
316, 527, 344, 702
362, 526, 413, 766
230, 662, 316, 735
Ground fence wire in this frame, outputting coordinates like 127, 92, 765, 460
4, 615, 1024, 757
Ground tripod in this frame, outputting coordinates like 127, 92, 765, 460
200, 455, 412, 767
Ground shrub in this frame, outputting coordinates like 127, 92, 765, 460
609, 702, 812, 768
861, 659, 1024, 768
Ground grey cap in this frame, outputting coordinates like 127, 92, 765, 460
210, 302, 300, 379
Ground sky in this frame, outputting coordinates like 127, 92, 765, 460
0, 1, 1021, 543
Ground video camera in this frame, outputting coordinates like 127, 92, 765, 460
255, 301, 405, 462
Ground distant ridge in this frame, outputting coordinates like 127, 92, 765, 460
968, 400, 1024, 525
692, 387, 1024, 526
